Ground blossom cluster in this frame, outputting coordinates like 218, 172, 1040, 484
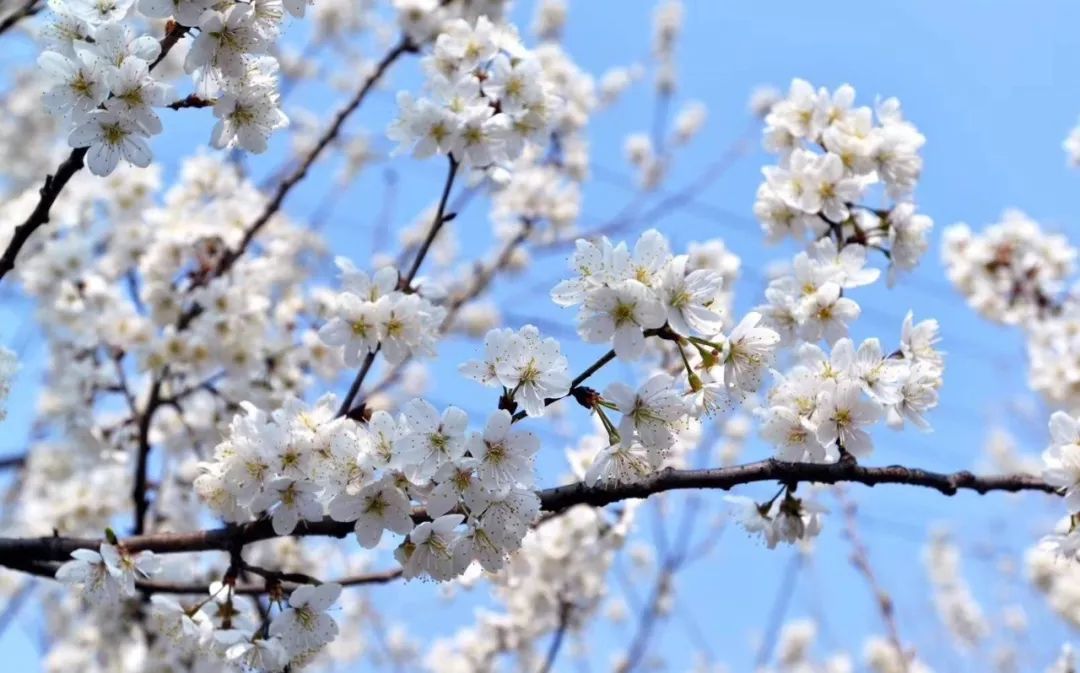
147, 579, 342, 671
551, 229, 729, 359
755, 238, 873, 347
758, 312, 944, 462
1, 155, 330, 539
425, 504, 635, 673
38, 0, 292, 176
318, 257, 446, 366
944, 212, 1080, 408
459, 324, 571, 416
0, 0, 1006, 669
1027, 540, 1080, 630
754, 618, 934, 673
194, 389, 545, 581
943, 210, 1075, 325
38, 2, 170, 175
1041, 411, 1080, 555
754, 79, 933, 282
548, 229, 783, 480
724, 489, 826, 550
388, 16, 562, 173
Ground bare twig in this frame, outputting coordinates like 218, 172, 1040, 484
538, 600, 573, 673
839, 491, 910, 670
755, 552, 804, 668
131, 375, 164, 534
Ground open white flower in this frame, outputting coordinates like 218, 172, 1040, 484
579, 280, 665, 360
328, 477, 413, 548
269, 583, 342, 656
68, 110, 153, 176
395, 399, 469, 482
811, 380, 883, 457
1043, 411, 1080, 513
718, 311, 781, 394
468, 410, 539, 490
401, 514, 464, 580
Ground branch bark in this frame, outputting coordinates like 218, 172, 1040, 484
0, 460, 1057, 571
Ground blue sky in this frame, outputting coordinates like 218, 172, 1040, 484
3, 0, 1080, 670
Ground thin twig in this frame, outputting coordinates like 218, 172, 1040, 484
538, 600, 573, 673
839, 490, 910, 670
214, 37, 417, 280
336, 155, 459, 417
755, 552, 803, 668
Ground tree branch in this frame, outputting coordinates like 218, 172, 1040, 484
336, 155, 459, 417
839, 491, 910, 669
0, 0, 40, 38
0, 460, 1057, 572
131, 375, 165, 535
0, 21, 189, 284
537, 600, 573, 673
213, 36, 417, 280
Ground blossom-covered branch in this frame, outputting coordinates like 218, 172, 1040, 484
0, 459, 1056, 569
0, 20, 189, 283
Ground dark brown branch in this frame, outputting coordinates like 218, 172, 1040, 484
3, 559, 402, 595
336, 155, 459, 417
0, 148, 87, 282
0, 453, 26, 470
132, 375, 165, 535
401, 155, 459, 285
138, 567, 403, 595
0, 460, 1057, 571
166, 94, 212, 110
0, 0, 40, 38
0, 21, 189, 284
537, 459, 1058, 513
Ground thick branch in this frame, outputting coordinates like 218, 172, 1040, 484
0, 460, 1057, 570
537, 459, 1057, 512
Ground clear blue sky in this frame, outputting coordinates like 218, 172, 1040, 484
2, 1, 1080, 670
